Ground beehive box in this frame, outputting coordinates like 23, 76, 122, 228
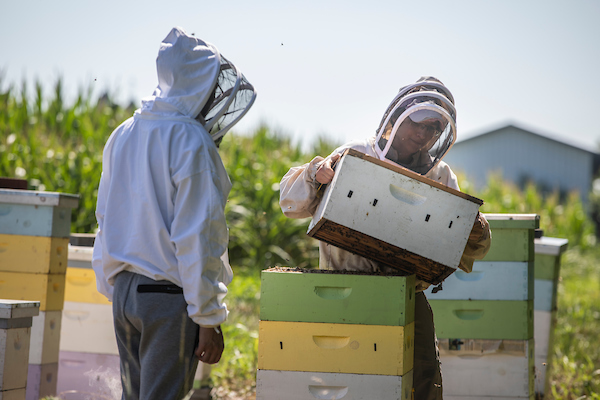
260, 268, 415, 326
0, 235, 69, 274
0, 189, 79, 238
429, 299, 533, 340
533, 236, 568, 397
256, 369, 413, 400
64, 267, 110, 305
0, 272, 66, 311
0, 300, 39, 394
59, 302, 118, 355
424, 261, 533, 301
480, 214, 539, 262
439, 338, 534, 399
258, 320, 414, 376
307, 149, 483, 285
67, 245, 94, 270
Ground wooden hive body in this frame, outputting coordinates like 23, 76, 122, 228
308, 149, 482, 285
260, 268, 415, 326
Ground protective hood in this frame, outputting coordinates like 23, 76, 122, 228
374, 77, 456, 175
140, 27, 256, 145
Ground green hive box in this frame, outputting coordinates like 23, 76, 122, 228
481, 214, 539, 262
260, 268, 415, 326
430, 299, 533, 340
534, 237, 568, 281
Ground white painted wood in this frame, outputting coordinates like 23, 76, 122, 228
67, 245, 93, 269
59, 302, 118, 355
534, 279, 554, 311
256, 369, 413, 400
0, 301, 40, 320
534, 237, 569, 256
0, 189, 79, 208
533, 310, 557, 395
534, 310, 553, 359
535, 354, 550, 396
424, 261, 532, 300
483, 213, 540, 221
29, 311, 62, 364
0, 328, 31, 391
309, 151, 481, 269
439, 339, 534, 398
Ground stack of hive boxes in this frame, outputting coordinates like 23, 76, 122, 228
0, 300, 40, 400
425, 213, 539, 400
533, 235, 568, 397
256, 268, 416, 400
56, 241, 121, 397
255, 149, 485, 399
0, 188, 78, 400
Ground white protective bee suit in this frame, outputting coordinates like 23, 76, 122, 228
279, 77, 490, 400
92, 27, 255, 399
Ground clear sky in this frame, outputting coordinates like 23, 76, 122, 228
2, 0, 599, 152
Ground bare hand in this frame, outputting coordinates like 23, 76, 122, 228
316, 154, 341, 185
195, 326, 224, 364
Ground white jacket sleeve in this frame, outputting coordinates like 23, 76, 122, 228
91, 172, 115, 301
279, 156, 325, 219
171, 168, 232, 328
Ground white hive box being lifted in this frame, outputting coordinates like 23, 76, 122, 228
308, 149, 483, 285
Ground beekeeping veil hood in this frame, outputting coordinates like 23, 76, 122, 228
374, 77, 456, 175
150, 27, 256, 145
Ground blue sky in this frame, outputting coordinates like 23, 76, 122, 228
2, 0, 599, 152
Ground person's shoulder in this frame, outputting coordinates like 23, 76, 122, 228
427, 160, 459, 189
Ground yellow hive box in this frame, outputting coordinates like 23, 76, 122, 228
64, 267, 110, 305
0, 272, 65, 311
258, 321, 414, 376
0, 234, 69, 274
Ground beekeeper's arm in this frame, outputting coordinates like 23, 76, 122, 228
458, 212, 491, 273
280, 154, 340, 218
431, 163, 491, 274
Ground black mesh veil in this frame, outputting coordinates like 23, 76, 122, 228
374, 79, 457, 175
203, 56, 256, 145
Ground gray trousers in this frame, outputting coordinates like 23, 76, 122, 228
113, 271, 199, 400
414, 291, 443, 400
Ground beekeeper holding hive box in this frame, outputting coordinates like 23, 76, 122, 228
279, 76, 491, 400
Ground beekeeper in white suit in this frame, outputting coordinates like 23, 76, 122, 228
280, 77, 490, 400
92, 27, 256, 399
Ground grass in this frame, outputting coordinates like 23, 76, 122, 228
548, 247, 600, 399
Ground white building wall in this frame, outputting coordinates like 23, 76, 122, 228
444, 126, 594, 198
